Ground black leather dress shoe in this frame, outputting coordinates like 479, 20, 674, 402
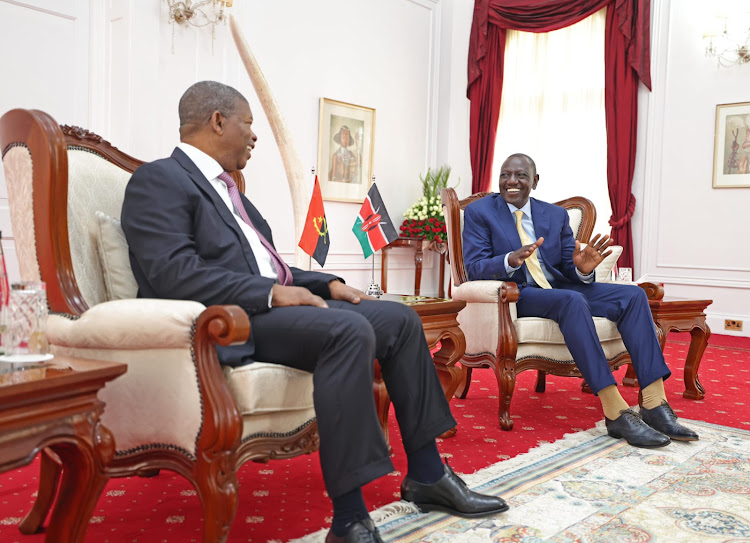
640, 401, 699, 441
401, 462, 509, 518
605, 408, 671, 448
325, 518, 384, 543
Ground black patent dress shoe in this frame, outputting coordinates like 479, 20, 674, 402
401, 462, 509, 518
605, 408, 671, 448
640, 401, 699, 441
325, 518, 384, 543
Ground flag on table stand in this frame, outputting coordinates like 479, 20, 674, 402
352, 183, 398, 259
298, 176, 330, 267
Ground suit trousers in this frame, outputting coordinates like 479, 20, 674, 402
250, 299, 456, 498
516, 282, 671, 394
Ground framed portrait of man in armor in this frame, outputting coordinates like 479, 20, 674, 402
317, 98, 376, 202
713, 101, 750, 188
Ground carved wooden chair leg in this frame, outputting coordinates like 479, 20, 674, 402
373, 360, 391, 447
622, 363, 638, 387
494, 361, 516, 431
534, 370, 547, 392
45, 441, 109, 543
19, 448, 63, 534
454, 365, 472, 399
195, 467, 240, 543
581, 380, 594, 394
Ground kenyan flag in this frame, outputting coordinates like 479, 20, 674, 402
352, 183, 398, 258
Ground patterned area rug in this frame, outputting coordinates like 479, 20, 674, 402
293, 418, 750, 543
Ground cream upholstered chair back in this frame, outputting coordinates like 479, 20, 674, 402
3, 143, 42, 283
66, 147, 132, 306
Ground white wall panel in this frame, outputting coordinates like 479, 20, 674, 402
0, 0, 90, 281
634, 0, 750, 336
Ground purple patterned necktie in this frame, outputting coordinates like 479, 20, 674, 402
218, 171, 293, 286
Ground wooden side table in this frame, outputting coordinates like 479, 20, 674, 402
373, 294, 466, 441
0, 356, 126, 542
622, 297, 712, 400
381, 237, 448, 298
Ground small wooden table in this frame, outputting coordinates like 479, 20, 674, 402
381, 237, 448, 298
622, 296, 712, 400
373, 294, 466, 441
0, 356, 126, 542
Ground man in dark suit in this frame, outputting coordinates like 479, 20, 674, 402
121, 81, 507, 543
462, 153, 699, 449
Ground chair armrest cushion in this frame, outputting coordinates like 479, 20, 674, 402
48, 299, 207, 350
452, 280, 510, 303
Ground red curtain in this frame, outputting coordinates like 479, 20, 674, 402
467, 0, 651, 267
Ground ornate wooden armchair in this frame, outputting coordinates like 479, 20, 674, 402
440, 188, 663, 431
0, 109, 320, 542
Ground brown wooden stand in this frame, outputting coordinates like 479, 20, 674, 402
622, 296, 712, 400
0, 356, 126, 542
373, 294, 466, 440
381, 237, 448, 298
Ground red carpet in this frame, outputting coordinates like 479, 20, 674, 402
1, 332, 748, 542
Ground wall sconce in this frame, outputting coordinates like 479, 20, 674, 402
165, 0, 233, 53
703, 10, 750, 67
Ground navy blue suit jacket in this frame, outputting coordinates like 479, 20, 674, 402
121, 147, 340, 365
462, 194, 588, 289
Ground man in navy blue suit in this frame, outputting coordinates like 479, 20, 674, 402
462, 153, 699, 449
121, 81, 508, 542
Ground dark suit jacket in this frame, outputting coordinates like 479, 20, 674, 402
121, 147, 340, 365
462, 194, 589, 289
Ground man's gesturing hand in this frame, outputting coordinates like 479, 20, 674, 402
271, 285, 328, 308
573, 233, 613, 275
328, 280, 376, 304
508, 237, 544, 268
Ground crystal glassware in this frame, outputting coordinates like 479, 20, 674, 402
4, 281, 49, 357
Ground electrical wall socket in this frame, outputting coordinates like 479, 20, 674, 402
725, 319, 743, 331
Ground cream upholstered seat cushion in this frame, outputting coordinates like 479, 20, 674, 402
514, 316, 622, 344
223, 363, 315, 438
223, 363, 314, 415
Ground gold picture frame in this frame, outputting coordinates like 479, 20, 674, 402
317, 98, 376, 202
713, 101, 750, 188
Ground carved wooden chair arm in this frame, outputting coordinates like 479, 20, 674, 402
637, 281, 665, 301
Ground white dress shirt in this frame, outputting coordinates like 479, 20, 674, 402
177, 142, 277, 281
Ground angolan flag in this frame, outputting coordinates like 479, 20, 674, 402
352, 183, 398, 259
298, 176, 329, 267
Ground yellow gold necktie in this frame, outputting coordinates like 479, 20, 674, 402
514, 210, 552, 289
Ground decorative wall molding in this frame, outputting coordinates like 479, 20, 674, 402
640, 273, 750, 290
404, 0, 441, 168
636, 0, 671, 277
654, 263, 750, 273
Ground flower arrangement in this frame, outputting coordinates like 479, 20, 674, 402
399, 166, 454, 243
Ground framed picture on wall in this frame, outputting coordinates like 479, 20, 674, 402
713, 101, 750, 188
317, 98, 376, 202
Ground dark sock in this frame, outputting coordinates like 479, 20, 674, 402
406, 440, 444, 485
330, 487, 368, 537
